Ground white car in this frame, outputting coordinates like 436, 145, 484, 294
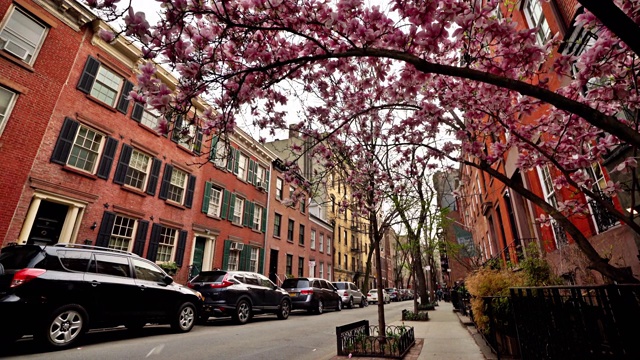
367, 288, 391, 304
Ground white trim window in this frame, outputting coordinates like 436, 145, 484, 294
236, 153, 248, 180
91, 65, 124, 107
157, 226, 177, 263
68, 124, 105, 173
125, 149, 151, 191
523, 0, 551, 45
326, 237, 331, 254
319, 262, 324, 279
0, 6, 48, 65
0, 86, 17, 137
233, 197, 245, 225
168, 168, 188, 204
327, 264, 332, 281
249, 247, 259, 272
178, 123, 197, 151
537, 166, 567, 246
207, 186, 223, 217
214, 140, 228, 168
310, 230, 316, 250
256, 165, 266, 187
253, 205, 263, 231
319, 233, 324, 253
228, 250, 239, 271
276, 178, 284, 200
140, 106, 160, 130
108, 215, 136, 252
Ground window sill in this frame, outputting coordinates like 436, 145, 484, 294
231, 222, 243, 228
62, 165, 98, 180
0, 51, 35, 72
165, 200, 186, 210
85, 95, 117, 113
287, 239, 294, 244
206, 214, 222, 220
138, 123, 162, 136
121, 185, 147, 197
251, 228, 262, 234
298, 243, 305, 248
273, 235, 281, 240
175, 143, 198, 156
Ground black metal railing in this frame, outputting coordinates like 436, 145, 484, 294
551, 221, 569, 246
336, 322, 415, 358
588, 192, 618, 233
510, 285, 640, 360
474, 296, 520, 359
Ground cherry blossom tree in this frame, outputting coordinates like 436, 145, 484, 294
84, 0, 640, 283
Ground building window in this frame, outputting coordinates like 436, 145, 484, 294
310, 230, 316, 250
0, 86, 17, 137
236, 153, 248, 180
207, 186, 223, 217
67, 124, 105, 174
274, 213, 282, 237
287, 219, 295, 242
228, 250, 239, 271
298, 257, 304, 277
338, 252, 341, 265
344, 254, 348, 269
157, 227, 177, 263
327, 264, 332, 281
319, 233, 324, 253
253, 205, 263, 231
299, 224, 305, 245
319, 262, 324, 279
327, 237, 331, 254
168, 168, 188, 204
276, 178, 283, 200
214, 140, 228, 168
0, 6, 48, 65
256, 165, 266, 187
286, 254, 293, 276
125, 149, 151, 191
232, 197, 245, 225
108, 215, 136, 252
140, 106, 160, 130
523, 0, 551, 45
351, 257, 355, 272
300, 197, 306, 213
92, 65, 124, 107
249, 247, 259, 272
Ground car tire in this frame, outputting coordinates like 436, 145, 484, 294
171, 302, 196, 333
38, 304, 87, 349
234, 299, 252, 324
360, 299, 365, 308
336, 300, 342, 311
348, 297, 354, 309
277, 299, 291, 320
316, 300, 324, 315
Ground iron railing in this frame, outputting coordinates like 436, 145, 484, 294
588, 192, 618, 233
474, 296, 520, 359
336, 322, 415, 358
510, 285, 640, 359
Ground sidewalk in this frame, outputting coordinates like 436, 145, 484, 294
331, 301, 492, 360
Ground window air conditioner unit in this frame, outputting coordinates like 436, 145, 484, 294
1, 39, 29, 61
230, 242, 244, 251
257, 181, 266, 190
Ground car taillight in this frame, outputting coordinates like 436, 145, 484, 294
11, 268, 46, 288
300, 289, 313, 295
342, 291, 348, 296
210, 280, 234, 288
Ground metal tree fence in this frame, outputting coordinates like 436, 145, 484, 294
510, 285, 640, 360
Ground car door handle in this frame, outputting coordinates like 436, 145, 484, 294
91, 280, 101, 287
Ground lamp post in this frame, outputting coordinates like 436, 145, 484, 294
447, 268, 452, 288
425, 265, 431, 303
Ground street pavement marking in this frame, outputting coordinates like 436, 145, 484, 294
146, 344, 165, 357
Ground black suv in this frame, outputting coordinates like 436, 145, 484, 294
187, 270, 291, 324
0, 244, 203, 349
282, 277, 342, 314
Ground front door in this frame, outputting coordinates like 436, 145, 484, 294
27, 200, 68, 245
269, 249, 279, 284
192, 237, 206, 279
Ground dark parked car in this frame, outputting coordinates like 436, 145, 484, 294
187, 270, 291, 324
282, 277, 342, 314
385, 287, 400, 302
0, 244, 203, 349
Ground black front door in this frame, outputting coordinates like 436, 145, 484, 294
28, 200, 68, 245
269, 249, 278, 284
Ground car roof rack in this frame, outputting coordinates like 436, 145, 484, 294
52, 243, 138, 256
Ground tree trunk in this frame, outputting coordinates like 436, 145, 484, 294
374, 230, 386, 332
412, 243, 429, 304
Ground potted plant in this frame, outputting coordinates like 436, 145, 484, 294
159, 261, 179, 276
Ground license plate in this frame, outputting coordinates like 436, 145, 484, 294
289, 292, 298, 297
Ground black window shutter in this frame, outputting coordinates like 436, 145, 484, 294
202, 182, 212, 214
258, 248, 265, 274
132, 220, 149, 256
77, 56, 100, 94
171, 115, 183, 143
96, 211, 116, 247
97, 137, 118, 179
131, 102, 144, 122
113, 144, 133, 185
184, 175, 196, 208
147, 224, 162, 262
239, 246, 250, 271
116, 81, 134, 114
194, 130, 203, 155
175, 230, 188, 267
159, 164, 173, 200
146, 158, 162, 196
209, 136, 218, 161
50, 117, 79, 165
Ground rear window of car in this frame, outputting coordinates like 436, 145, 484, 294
282, 279, 309, 288
333, 282, 347, 290
0, 246, 45, 269
192, 271, 226, 283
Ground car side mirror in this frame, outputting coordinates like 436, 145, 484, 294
163, 275, 174, 285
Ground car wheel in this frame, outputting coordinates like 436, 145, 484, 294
234, 300, 252, 324
336, 299, 342, 311
39, 304, 86, 349
360, 298, 365, 308
277, 299, 291, 320
171, 302, 196, 333
316, 300, 324, 315
348, 297, 354, 309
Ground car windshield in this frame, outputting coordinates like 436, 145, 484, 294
191, 271, 226, 283
333, 283, 347, 290
282, 279, 309, 288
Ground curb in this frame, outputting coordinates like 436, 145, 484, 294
454, 310, 498, 360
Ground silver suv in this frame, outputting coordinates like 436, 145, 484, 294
332, 281, 366, 309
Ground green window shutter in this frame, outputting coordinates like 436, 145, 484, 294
226, 148, 234, 171
261, 207, 267, 233
209, 136, 218, 161
233, 149, 240, 174
258, 248, 265, 274
247, 159, 255, 184
202, 182, 212, 213
228, 194, 236, 221
222, 240, 232, 270
221, 189, 230, 219
242, 201, 251, 227
240, 246, 250, 271
248, 202, 255, 228
265, 170, 270, 192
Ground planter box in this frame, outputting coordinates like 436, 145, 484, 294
402, 309, 430, 321
336, 322, 415, 358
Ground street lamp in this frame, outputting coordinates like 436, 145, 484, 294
425, 265, 431, 303
447, 268, 452, 288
